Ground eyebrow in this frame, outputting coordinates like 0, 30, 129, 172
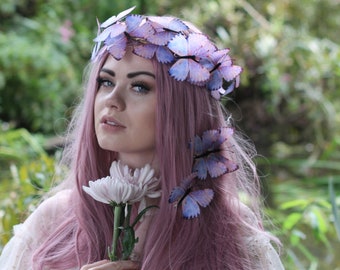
100, 68, 155, 79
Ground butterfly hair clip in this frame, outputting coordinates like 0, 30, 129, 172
169, 173, 214, 219
191, 127, 239, 180
91, 6, 242, 100
169, 127, 238, 219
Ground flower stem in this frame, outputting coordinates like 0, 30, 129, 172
109, 204, 123, 261
126, 204, 132, 226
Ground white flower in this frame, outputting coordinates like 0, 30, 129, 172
83, 161, 161, 205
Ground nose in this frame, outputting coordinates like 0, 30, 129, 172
104, 85, 126, 111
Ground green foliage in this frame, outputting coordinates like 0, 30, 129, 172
264, 135, 340, 269
329, 179, 340, 240
0, 127, 63, 251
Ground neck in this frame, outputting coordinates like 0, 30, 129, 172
117, 153, 159, 173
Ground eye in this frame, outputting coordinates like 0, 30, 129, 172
96, 77, 115, 89
131, 82, 151, 94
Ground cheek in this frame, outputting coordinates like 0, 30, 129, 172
141, 104, 156, 141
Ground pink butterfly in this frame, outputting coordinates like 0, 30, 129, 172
168, 33, 216, 84
125, 14, 153, 38
146, 16, 189, 45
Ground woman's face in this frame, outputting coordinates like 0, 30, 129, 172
94, 52, 157, 168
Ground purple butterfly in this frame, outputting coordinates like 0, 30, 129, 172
105, 34, 128, 60
92, 7, 138, 61
125, 14, 154, 38
206, 49, 242, 91
210, 80, 236, 100
100, 6, 136, 28
191, 127, 238, 179
169, 174, 214, 219
133, 44, 175, 63
146, 16, 189, 45
168, 33, 216, 84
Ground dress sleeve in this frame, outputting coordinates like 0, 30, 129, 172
240, 203, 285, 270
0, 189, 72, 270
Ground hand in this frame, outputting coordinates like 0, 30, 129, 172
80, 260, 139, 270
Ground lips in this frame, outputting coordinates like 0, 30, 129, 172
101, 116, 126, 128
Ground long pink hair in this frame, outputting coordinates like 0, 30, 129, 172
32, 46, 277, 269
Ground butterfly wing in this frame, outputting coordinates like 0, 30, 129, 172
169, 59, 189, 81
223, 157, 239, 173
134, 44, 157, 59
169, 173, 195, 204
189, 33, 216, 58
207, 69, 223, 90
94, 23, 126, 43
190, 189, 214, 207
182, 189, 214, 219
155, 46, 175, 63
201, 129, 220, 152
168, 185, 185, 204
168, 34, 188, 57
187, 60, 210, 84
192, 135, 204, 156
206, 153, 227, 178
126, 15, 153, 38
187, 34, 212, 84
107, 34, 128, 60
207, 153, 239, 178
220, 65, 242, 82
193, 157, 208, 180
101, 6, 136, 28
182, 195, 200, 219
147, 17, 189, 45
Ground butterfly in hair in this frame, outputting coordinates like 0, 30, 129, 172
206, 49, 242, 91
169, 173, 214, 219
191, 127, 239, 180
168, 33, 216, 84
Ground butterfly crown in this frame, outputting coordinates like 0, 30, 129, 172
91, 7, 242, 100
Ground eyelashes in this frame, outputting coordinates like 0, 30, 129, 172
96, 76, 151, 94
96, 77, 114, 88
131, 81, 151, 94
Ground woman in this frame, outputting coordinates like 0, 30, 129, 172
0, 7, 284, 270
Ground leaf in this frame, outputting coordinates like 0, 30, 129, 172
280, 199, 308, 210
289, 229, 305, 246
329, 178, 340, 240
309, 207, 328, 234
283, 212, 302, 230
121, 226, 138, 260
131, 205, 158, 228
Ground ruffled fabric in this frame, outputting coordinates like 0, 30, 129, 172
0, 190, 73, 270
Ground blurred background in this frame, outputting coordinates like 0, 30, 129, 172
0, 0, 339, 269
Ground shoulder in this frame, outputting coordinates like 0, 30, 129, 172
35, 189, 73, 218
235, 202, 285, 269
16, 189, 73, 238
0, 189, 74, 269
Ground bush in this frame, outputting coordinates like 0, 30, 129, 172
0, 127, 64, 251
